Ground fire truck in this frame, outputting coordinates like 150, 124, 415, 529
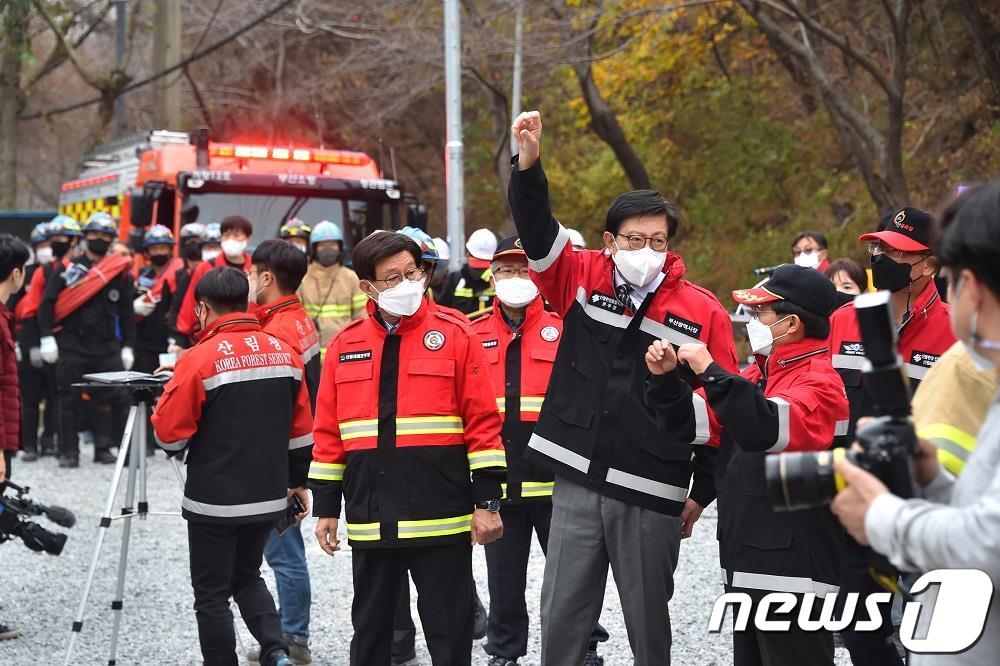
58, 128, 423, 253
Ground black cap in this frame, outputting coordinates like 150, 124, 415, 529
732, 263, 837, 318
492, 235, 526, 260
859, 207, 933, 253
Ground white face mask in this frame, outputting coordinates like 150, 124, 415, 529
794, 251, 821, 269
202, 248, 221, 262
745, 315, 792, 356
494, 277, 539, 308
370, 278, 424, 318
35, 247, 54, 265
953, 277, 1000, 371
221, 238, 247, 259
612, 241, 666, 287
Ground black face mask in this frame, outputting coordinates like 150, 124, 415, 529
870, 253, 924, 292
149, 254, 171, 268
834, 290, 856, 308
181, 242, 202, 262
87, 238, 111, 256
51, 240, 71, 258
316, 248, 341, 267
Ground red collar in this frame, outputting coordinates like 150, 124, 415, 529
197, 311, 261, 343
755, 338, 830, 377
488, 294, 545, 329
364, 295, 429, 335
899, 279, 942, 332
213, 252, 251, 271
258, 295, 302, 326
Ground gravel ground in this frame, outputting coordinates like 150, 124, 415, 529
2, 446, 851, 665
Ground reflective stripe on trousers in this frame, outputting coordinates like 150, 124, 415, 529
721, 567, 840, 595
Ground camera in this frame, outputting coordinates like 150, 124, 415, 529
766, 290, 919, 510
0, 480, 76, 555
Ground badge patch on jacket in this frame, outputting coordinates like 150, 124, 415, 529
910, 350, 940, 368
663, 312, 702, 339
423, 330, 446, 351
840, 342, 865, 356
588, 290, 624, 315
540, 326, 560, 342
339, 350, 372, 363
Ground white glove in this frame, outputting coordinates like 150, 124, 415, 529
29, 347, 42, 368
14, 343, 21, 363
121, 346, 134, 371
39, 336, 58, 364
133, 294, 156, 317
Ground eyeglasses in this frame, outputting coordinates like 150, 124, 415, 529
493, 266, 531, 280
749, 306, 774, 321
867, 241, 928, 261
616, 233, 669, 252
374, 267, 425, 288
792, 247, 820, 257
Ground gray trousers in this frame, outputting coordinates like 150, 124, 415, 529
540, 476, 683, 666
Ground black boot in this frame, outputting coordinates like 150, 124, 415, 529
39, 435, 57, 457
58, 455, 79, 469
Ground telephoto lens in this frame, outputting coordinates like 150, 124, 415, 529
765, 448, 849, 511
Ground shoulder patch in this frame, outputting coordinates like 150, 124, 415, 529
540, 325, 560, 342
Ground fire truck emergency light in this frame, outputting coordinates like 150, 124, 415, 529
208, 143, 371, 167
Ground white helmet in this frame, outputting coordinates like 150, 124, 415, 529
466, 228, 498, 261
433, 237, 451, 262
566, 228, 586, 249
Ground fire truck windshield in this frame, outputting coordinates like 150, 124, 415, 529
183, 192, 394, 250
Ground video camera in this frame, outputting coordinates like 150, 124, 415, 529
764, 290, 919, 588
0, 480, 76, 555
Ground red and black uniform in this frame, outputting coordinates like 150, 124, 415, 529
134, 262, 182, 371
310, 298, 505, 665
11, 262, 58, 456
151, 312, 312, 663
39, 254, 135, 463
175, 253, 252, 338
649, 339, 849, 665
257, 295, 321, 409
509, 160, 739, 515
827, 279, 955, 666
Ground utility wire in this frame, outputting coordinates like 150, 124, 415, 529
19, 0, 294, 121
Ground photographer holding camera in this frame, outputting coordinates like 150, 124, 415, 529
832, 182, 1000, 665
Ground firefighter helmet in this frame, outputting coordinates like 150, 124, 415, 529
49, 215, 83, 238
398, 226, 439, 263
30, 222, 50, 245
200, 223, 222, 245
180, 223, 205, 241
280, 218, 312, 241
143, 224, 175, 248
310, 220, 343, 246
83, 211, 118, 235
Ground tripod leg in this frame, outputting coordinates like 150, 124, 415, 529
138, 402, 149, 519
64, 406, 137, 666
107, 405, 141, 666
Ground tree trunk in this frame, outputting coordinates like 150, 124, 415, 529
1, 0, 29, 208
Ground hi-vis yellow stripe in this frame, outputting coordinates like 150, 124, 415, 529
345, 514, 473, 541
501, 480, 555, 499
468, 449, 507, 470
308, 461, 345, 481
339, 416, 464, 440
496, 396, 545, 413
351, 293, 367, 307
304, 303, 352, 318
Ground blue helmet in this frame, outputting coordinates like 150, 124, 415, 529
398, 226, 439, 262
200, 223, 221, 245
310, 220, 343, 246
83, 211, 117, 235
49, 215, 83, 238
143, 224, 175, 248
29, 222, 50, 245
180, 223, 205, 242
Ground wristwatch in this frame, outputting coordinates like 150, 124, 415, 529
475, 499, 501, 513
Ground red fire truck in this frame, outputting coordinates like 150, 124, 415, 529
58, 129, 422, 252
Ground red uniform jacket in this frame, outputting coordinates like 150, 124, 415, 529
647, 338, 849, 592
151, 312, 313, 523
309, 298, 506, 548
175, 253, 253, 336
258, 295, 322, 410
828, 280, 955, 442
0, 302, 21, 452
470, 296, 560, 502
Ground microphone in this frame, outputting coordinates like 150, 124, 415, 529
753, 264, 784, 277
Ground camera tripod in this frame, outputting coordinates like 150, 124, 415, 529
63, 383, 186, 666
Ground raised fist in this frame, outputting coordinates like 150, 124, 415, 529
512, 111, 542, 171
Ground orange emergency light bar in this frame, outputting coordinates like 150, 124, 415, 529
208, 143, 371, 167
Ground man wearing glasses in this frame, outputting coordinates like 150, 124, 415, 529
309, 231, 507, 665
828, 207, 956, 666
509, 110, 739, 665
